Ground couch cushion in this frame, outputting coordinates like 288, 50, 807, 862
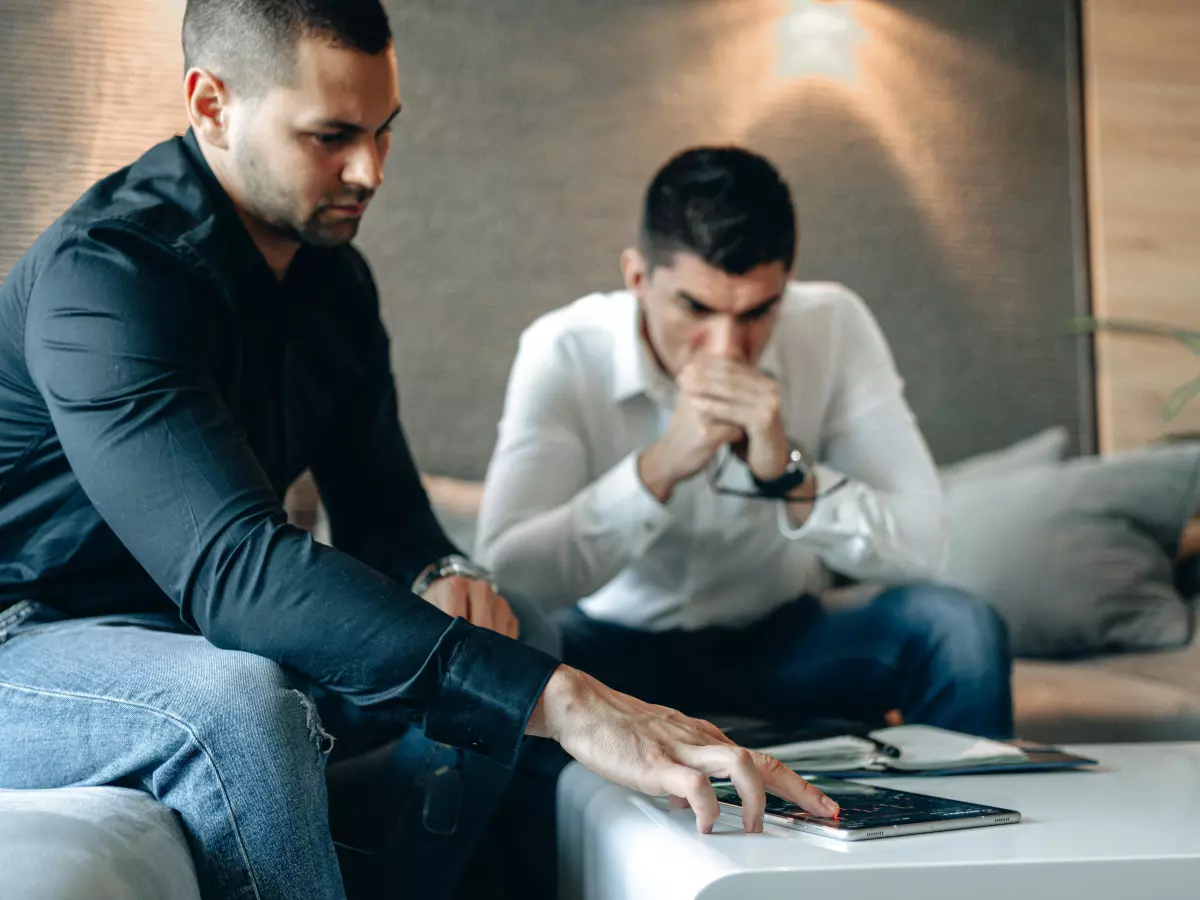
940, 426, 1070, 483
0, 787, 200, 900
1013, 658, 1200, 743
1084, 624, 1200, 697
941, 442, 1200, 657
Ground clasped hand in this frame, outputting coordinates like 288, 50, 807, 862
639, 354, 793, 501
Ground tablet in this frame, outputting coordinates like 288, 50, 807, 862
713, 778, 1020, 841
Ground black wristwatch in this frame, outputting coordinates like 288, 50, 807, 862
751, 447, 811, 498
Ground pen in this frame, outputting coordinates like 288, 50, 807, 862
867, 736, 902, 759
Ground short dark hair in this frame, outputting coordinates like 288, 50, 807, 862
640, 147, 797, 275
182, 0, 392, 95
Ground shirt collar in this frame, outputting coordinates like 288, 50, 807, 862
178, 128, 288, 284
610, 291, 787, 403
757, 327, 784, 381
611, 295, 676, 404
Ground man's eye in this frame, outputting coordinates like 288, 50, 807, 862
684, 300, 711, 317
741, 303, 779, 322
313, 133, 348, 146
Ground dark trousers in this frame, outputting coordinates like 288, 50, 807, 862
559, 584, 1014, 740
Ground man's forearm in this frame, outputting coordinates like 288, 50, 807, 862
479, 452, 672, 609
782, 472, 819, 530
637, 444, 681, 503
778, 466, 944, 582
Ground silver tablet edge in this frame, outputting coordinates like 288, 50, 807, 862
717, 802, 1021, 841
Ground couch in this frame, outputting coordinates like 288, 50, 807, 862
1013, 623, 1200, 743
0, 787, 200, 899
418, 470, 1200, 746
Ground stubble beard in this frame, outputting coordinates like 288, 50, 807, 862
235, 141, 360, 248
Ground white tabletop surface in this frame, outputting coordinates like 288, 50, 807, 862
558, 743, 1200, 900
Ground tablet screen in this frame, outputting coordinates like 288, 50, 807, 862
713, 779, 1017, 831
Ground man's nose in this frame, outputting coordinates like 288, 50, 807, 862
343, 140, 385, 192
705, 317, 746, 361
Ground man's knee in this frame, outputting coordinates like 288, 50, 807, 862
878, 584, 1011, 670
187, 650, 334, 764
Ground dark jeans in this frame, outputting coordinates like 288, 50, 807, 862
0, 597, 560, 900
560, 584, 1014, 739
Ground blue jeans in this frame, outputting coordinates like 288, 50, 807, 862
559, 584, 1014, 739
0, 597, 560, 900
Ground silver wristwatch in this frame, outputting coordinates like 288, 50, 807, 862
412, 554, 498, 597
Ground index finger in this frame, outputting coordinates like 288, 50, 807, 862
679, 354, 731, 386
755, 752, 839, 818
694, 717, 736, 745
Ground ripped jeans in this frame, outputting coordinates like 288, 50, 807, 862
0, 599, 561, 900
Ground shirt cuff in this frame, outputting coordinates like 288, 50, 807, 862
423, 620, 561, 767
776, 463, 856, 545
574, 451, 673, 558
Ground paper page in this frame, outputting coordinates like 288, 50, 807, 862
870, 725, 1028, 770
751, 735, 878, 770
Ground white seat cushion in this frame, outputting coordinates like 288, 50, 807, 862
0, 786, 200, 900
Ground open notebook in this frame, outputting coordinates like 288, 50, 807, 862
735, 724, 1096, 777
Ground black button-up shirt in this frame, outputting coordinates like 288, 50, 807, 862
0, 130, 557, 765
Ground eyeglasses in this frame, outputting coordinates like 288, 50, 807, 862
705, 444, 771, 499
705, 443, 850, 501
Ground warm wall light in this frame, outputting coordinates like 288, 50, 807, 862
775, 0, 865, 82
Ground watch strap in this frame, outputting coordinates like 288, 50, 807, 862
413, 554, 498, 597
751, 447, 810, 498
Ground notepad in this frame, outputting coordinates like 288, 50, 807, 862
751, 725, 1030, 773
870, 725, 1030, 771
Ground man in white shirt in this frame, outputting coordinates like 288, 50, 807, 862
477, 147, 1012, 738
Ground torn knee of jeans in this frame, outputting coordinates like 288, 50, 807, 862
291, 689, 336, 756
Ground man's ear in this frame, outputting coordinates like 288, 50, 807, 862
184, 68, 232, 150
620, 247, 649, 295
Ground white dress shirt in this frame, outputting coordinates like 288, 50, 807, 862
476, 282, 945, 631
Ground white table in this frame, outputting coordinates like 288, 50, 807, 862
557, 743, 1200, 900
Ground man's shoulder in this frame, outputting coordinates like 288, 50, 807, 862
776, 281, 879, 338
15, 144, 244, 349
780, 281, 868, 316
34, 136, 236, 287
519, 290, 636, 362
60, 138, 193, 234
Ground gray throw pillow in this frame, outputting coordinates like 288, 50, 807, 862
941, 443, 1200, 658
940, 426, 1070, 484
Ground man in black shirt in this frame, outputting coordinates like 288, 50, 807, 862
0, 1, 835, 899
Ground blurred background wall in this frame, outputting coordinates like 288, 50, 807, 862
0, 0, 1098, 479
1084, 0, 1200, 452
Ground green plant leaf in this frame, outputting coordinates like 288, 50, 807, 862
1069, 316, 1200, 354
1164, 376, 1200, 421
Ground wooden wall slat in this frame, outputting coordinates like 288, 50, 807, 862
1085, 0, 1200, 448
